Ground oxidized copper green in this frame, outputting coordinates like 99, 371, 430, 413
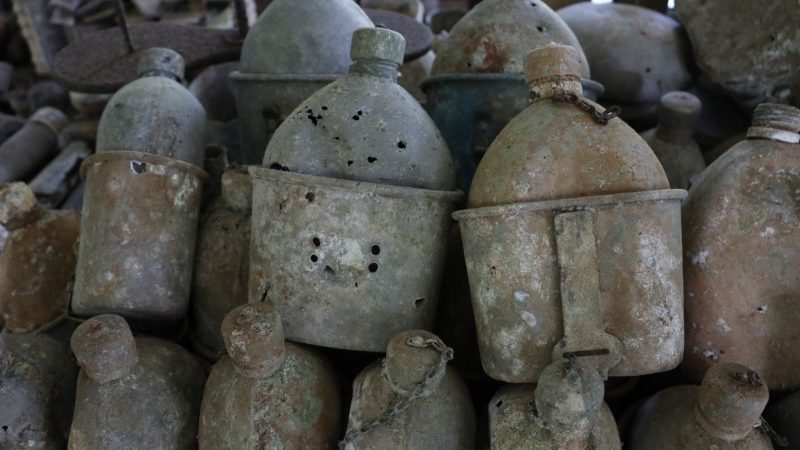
454, 43, 684, 383
250, 28, 461, 352
199, 303, 342, 449
72, 48, 207, 327
231, 0, 373, 164
69, 314, 206, 450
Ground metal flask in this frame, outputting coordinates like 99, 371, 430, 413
0, 107, 68, 184
71, 48, 207, 328
250, 28, 461, 352
682, 104, 800, 391
190, 167, 252, 360
627, 363, 773, 450
341, 330, 475, 450
230, 0, 374, 164
199, 303, 342, 449
453, 43, 685, 384
0, 333, 77, 450
558, 3, 694, 105
422, 0, 600, 191
489, 360, 621, 450
640, 91, 707, 190
0, 183, 79, 333
68, 314, 206, 450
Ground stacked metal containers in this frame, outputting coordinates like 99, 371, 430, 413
231, 0, 373, 164
249, 27, 460, 352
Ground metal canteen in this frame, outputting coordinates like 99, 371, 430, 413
682, 103, 800, 391
489, 360, 621, 450
454, 43, 685, 383
199, 303, 342, 449
0, 182, 79, 333
250, 27, 460, 352
341, 330, 475, 449
627, 363, 772, 449
640, 91, 707, 190
71, 48, 207, 328
68, 315, 206, 450
422, 0, 599, 191
230, 0, 373, 164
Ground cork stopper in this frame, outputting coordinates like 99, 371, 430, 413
71, 315, 138, 384
349, 27, 405, 80
524, 43, 583, 99
384, 330, 448, 395
695, 363, 769, 441
30, 107, 68, 136
656, 91, 701, 141
535, 359, 604, 438
0, 182, 40, 230
137, 48, 185, 81
220, 167, 253, 211
221, 303, 286, 378
747, 103, 800, 144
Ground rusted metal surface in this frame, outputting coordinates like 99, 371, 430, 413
53, 23, 242, 93
0, 183, 79, 333
0, 333, 77, 449
364, 9, 432, 61
0, 107, 68, 184
676, 0, 800, 112
249, 28, 460, 352
641, 91, 706, 190
431, 0, 589, 77
455, 44, 684, 383
69, 315, 206, 450
199, 303, 342, 449
682, 104, 800, 391
628, 363, 773, 449
231, 0, 373, 164
190, 168, 252, 360
559, 3, 693, 104
489, 360, 621, 449
29, 140, 92, 208
72, 49, 207, 327
343, 330, 475, 449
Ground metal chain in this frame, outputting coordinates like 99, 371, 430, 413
758, 417, 789, 447
551, 90, 620, 126
338, 336, 454, 449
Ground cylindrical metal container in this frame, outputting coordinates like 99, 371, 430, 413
628, 363, 773, 449
230, 0, 373, 164
190, 168, 252, 360
0, 333, 77, 450
199, 303, 342, 449
250, 28, 461, 352
0, 107, 67, 184
682, 104, 800, 391
68, 315, 206, 450
641, 91, 706, 190
341, 330, 475, 449
71, 48, 207, 327
0, 183, 79, 333
489, 360, 621, 449
422, 0, 596, 191
454, 44, 684, 383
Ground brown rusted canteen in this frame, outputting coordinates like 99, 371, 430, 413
341, 330, 475, 449
454, 43, 685, 383
0, 182, 79, 333
682, 103, 800, 391
198, 303, 342, 449
68, 314, 206, 450
250, 27, 460, 352
71, 48, 207, 329
628, 363, 773, 449
489, 359, 621, 449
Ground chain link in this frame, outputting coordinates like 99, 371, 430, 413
551, 89, 620, 126
338, 336, 454, 449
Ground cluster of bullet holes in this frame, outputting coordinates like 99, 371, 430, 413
352, 110, 363, 121
310, 236, 336, 277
